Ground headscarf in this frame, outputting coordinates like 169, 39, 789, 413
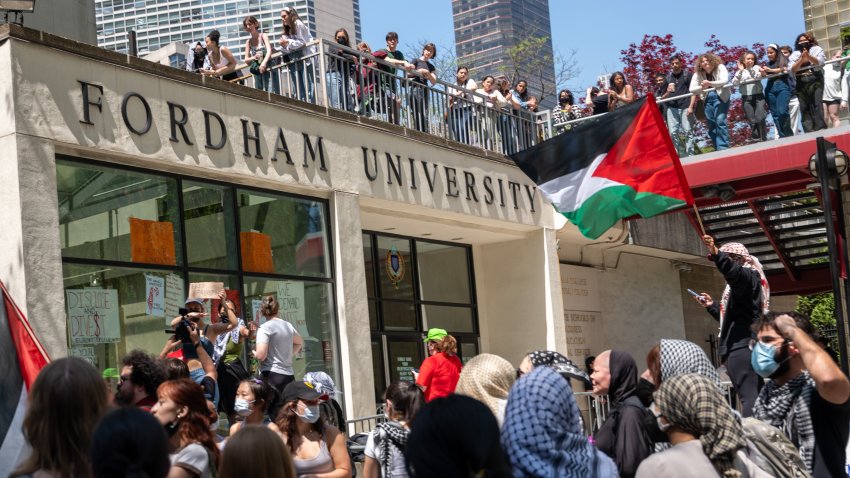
660, 339, 722, 391
303, 371, 340, 399
455, 354, 515, 425
717, 242, 770, 337
607, 350, 639, 407
654, 374, 747, 477
502, 367, 617, 478
527, 350, 591, 385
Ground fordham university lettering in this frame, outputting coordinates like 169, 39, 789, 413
76, 80, 536, 213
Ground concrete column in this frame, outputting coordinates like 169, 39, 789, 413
329, 190, 375, 419
0, 134, 66, 358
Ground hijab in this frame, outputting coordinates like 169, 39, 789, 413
607, 350, 639, 407
501, 367, 617, 478
660, 339, 722, 390
527, 350, 591, 385
455, 354, 515, 425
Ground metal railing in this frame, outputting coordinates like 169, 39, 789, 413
204, 38, 546, 157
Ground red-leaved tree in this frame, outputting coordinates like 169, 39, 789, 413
619, 34, 772, 149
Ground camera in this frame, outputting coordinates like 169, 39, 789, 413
174, 307, 194, 344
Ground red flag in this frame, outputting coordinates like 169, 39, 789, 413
0, 279, 50, 476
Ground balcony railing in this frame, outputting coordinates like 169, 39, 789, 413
218, 38, 547, 157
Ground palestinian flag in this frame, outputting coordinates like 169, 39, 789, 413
0, 279, 50, 477
511, 95, 693, 239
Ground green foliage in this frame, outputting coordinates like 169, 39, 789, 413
796, 292, 836, 329
501, 35, 578, 104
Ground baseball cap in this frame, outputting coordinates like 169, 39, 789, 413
102, 368, 120, 379
423, 328, 448, 343
282, 381, 328, 404
184, 298, 205, 306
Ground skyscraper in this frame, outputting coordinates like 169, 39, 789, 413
452, 0, 556, 107
96, 0, 361, 57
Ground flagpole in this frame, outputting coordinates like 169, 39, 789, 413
692, 204, 706, 236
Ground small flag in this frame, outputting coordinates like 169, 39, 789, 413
511, 95, 693, 239
0, 280, 50, 477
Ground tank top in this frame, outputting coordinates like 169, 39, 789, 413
292, 431, 334, 475
209, 48, 228, 71
249, 37, 268, 63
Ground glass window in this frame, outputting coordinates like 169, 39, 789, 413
182, 182, 238, 270
57, 160, 183, 265
62, 263, 179, 373
422, 305, 474, 333
376, 236, 413, 300
237, 190, 330, 278
371, 338, 386, 404
363, 234, 375, 299
416, 241, 471, 303
242, 277, 338, 380
381, 301, 417, 331
460, 341, 479, 364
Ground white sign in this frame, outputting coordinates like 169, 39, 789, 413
277, 281, 309, 359
66, 288, 120, 345
188, 282, 224, 299
165, 273, 184, 323
70, 346, 97, 366
252, 299, 264, 326
145, 275, 165, 318
559, 264, 603, 366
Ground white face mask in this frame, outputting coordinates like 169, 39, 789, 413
297, 403, 321, 424
234, 398, 254, 417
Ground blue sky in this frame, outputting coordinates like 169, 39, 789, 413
360, 0, 806, 90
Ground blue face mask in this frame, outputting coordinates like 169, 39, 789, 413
751, 341, 791, 378
234, 398, 254, 417
297, 402, 321, 424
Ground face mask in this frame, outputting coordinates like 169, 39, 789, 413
651, 404, 670, 432
234, 398, 254, 416
635, 378, 656, 407
210, 419, 220, 432
751, 341, 792, 378
297, 403, 321, 424
559, 97, 569, 105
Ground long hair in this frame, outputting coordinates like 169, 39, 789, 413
276, 398, 325, 455
156, 379, 220, 467
220, 425, 295, 478
11, 357, 109, 478
431, 334, 458, 355
334, 28, 350, 47
281, 7, 301, 32
697, 53, 723, 76
767, 45, 789, 68
384, 381, 424, 422
795, 32, 818, 50
90, 407, 170, 478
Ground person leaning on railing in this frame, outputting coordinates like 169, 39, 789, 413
761, 44, 794, 138
732, 50, 767, 142
690, 52, 730, 151
407, 43, 437, 133
497, 78, 522, 155
354, 42, 378, 116
373, 31, 414, 125
279, 7, 315, 103
821, 49, 848, 129
200, 29, 238, 81
326, 29, 357, 112
607, 71, 635, 110
243, 16, 279, 95
788, 32, 826, 133
551, 89, 583, 135
447, 66, 478, 144
475, 76, 510, 150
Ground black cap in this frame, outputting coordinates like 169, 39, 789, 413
282, 381, 328, 404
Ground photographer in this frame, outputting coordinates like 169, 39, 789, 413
169, 291, 237, 408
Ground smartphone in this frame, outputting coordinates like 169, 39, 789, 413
687, 288, 700, 297
412, 368, 420, 374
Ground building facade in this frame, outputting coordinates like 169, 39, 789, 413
95, 0, 361, 56
452, 0, 556, 107
802, 0, 850, 53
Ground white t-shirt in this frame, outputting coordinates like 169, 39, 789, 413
170, 443, 212, 478
364, 425, 408, 478
256, 318, 299, 375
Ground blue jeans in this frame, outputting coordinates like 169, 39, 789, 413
189, 366, 219, 409
704, 91, 729, 151
326, 71, 344, 110
253, 69, 280, 95
450, 106, 473, 144
289, 61, 315, 103
665, 107, 694, 156
766, 80, 792, 138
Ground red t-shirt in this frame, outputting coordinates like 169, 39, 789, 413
416, 352, 463, 402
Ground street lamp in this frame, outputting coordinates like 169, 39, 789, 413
0, 0, 36, 25
811, 137, 850, 375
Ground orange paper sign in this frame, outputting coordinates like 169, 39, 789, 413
129, 218, 176, 265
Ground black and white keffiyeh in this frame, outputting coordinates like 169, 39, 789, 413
753, 372, 816, 471
660, 339, 723, 390
213, 318, 245, 363
528, 350, 591, 386
375, 421, 409, 478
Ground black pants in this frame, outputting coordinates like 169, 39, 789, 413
796, 75, 826, 132
262, 370, 294, 422
217, 360, 249, 418
725, 347, 761, 417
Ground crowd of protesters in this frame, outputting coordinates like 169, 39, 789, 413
9, 235, 850, 478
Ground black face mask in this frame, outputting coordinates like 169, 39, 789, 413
559, 97, 569, 105
797, 42, 809, 51
635, 377, 656, 408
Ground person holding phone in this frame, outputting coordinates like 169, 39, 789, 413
413, 328, 463, 402
692, 235, 769, 417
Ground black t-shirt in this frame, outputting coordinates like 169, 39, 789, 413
592, 94, 609, 115
666, 70, 693, 109
408, 58, 434, 85
705, 252, 762, 357
810, 391, 850, 477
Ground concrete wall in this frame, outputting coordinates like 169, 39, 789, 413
21, 0, 96, 45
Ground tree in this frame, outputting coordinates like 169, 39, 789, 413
500, 35, 580, 105
618, 34, 771, 149
796, 292, 836, 330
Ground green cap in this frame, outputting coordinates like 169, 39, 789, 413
424, 328, 448, 343
102, 367, 120, 379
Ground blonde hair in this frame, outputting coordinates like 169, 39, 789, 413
11, 358, 109, 478
220, 425, 295, 478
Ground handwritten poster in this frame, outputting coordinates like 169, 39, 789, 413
165, 273, 184, 323
188, 282, 224, 299
70, 346, 97, 366
66, 288, 120, 345
277, 281, 308, 358
252, 299, 264, 326
145, 275, 165, 317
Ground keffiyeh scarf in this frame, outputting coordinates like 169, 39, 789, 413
660, 339, 723, 390
655, 374, 747, 477
213, 318, 245, 363
376, 421, 409, 478
528, 350, 591, 385
753, 372, 816, 471
454, 353, 515, 425
502, 367, 616, 478
717, 243, 770, 337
